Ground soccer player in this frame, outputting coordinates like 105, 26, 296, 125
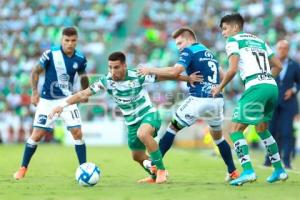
212, 13, 288, 186
49, 52, 201, 184
14, 27, 89, 180
137, 27, 239, 181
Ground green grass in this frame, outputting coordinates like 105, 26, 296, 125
0, 144, 299, 200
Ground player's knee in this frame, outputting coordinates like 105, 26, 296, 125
137, 131, 150, 142
209, 125, 222, 132
255, 122, 268, 133
71, 128, 82, 140
171, 119, 184, 131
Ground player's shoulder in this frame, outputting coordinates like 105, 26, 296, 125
74, 49, 86, 60
226, 36, 238, 43
127, 68, 139, 77
50, 45, 61, 52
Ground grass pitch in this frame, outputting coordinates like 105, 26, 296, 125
0, 144, 299, 200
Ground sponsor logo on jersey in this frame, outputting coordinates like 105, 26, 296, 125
204, 51, 213, 59
59, 73, 70, 81
37, 114, 47, 125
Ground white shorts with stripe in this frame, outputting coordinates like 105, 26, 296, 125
174, 96, 224, 128
33, 98, 82, 132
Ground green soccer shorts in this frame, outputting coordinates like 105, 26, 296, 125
232, 84, 278, 125
127, 111, 161, 150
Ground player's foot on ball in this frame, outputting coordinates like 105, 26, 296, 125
156, 170, 168, 184
225, 170, 240, 182
266, 169, 288, 183
137, 176, 156, 183
14, 167, 27, 180
230, 170, 256, 186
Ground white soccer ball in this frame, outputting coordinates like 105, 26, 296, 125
75, 162, 101, 186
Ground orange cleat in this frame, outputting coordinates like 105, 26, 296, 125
13, 167, 27, 180
155, 170, 168, 184
225, 170, 240, 182
137, 176, 156, 183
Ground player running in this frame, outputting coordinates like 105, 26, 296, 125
212, 13, 288, 186
14, 27, 89, 180
49, 51, 201, 184
138, 27, 239, 181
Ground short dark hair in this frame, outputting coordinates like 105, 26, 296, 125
172, 27, 196, 41
62, 27, 78, 36
108, 51, 126, 63
220, 13, 244, 30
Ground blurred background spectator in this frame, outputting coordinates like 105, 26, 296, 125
0, 0, 300, 151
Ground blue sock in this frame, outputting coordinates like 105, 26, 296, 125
21, 138, 38, 168
215, 137, 236, 173
159, 128, 177, 157
75, 140, 86, 165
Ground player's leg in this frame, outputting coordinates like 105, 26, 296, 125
159, 96, 195, 157
207, 98, 238, 181
159, 121, 181, 157
14, 98, 55, 180
256, 85, 287, 182
229, 122, 257, 186
255, 122, 287, 183
137, 112, 167, 183
131, 150, 156, 183
210, 128, 239, 181
69, 127, 86, 164
14, 128, 47, 180
137, 125, 168, 184
61, 103, 86, 165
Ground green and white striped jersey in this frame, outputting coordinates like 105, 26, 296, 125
225, 32, 275, 84
89, 69, 157, 125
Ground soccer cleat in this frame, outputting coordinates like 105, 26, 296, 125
13, 167, 27, 180
266, 169, 288, 183
230, 170, 256, 186
143, 159, 157, 176
137, 176, 156, 184
225, 170, 240, 182
155, 170, 168, 184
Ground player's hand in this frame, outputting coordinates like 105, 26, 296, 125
284, 88, 294, 100
80, 97, 89, 103
211, 86, 221, 98
189, 71, 203, 87
137, 66, 151, 76
31, 91, 40, 106
48, 106, 63, 119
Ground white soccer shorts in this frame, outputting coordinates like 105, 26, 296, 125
33, 98, 82, 132
174, 96, 224, 128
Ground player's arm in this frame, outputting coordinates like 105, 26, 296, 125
212, 55, 239, 97
78, 71, 89, 90
268, 55, 282, 77
139, 64, 185, 78
78, 57, 89, 90
156, 71, 203, 87
48, 87, 94, 119
219, 67, 225, 81
31, 63, 44, 106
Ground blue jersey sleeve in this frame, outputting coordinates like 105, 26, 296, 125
78, 56, 87, 74
39, 50, 51, 69
177, 48, 192, 68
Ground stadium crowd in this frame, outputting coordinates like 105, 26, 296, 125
1, 0, 300, 144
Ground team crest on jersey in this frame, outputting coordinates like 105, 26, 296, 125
59, 73, 70, 81
204, 51, 213, 59
73, 62, 78, 69
128, 80, 136, 88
